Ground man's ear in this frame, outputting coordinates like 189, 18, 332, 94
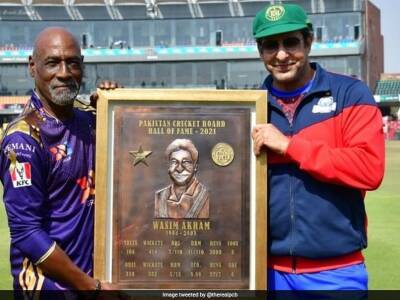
259, 51, 264, 61
28, 55, 35, 78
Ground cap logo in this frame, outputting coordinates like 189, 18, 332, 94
265, 5, 285, 21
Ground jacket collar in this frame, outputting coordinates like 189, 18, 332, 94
261, 62, 331, 108
28, 91, 44, 111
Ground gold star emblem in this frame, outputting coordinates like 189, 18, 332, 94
129, 145, 152, 166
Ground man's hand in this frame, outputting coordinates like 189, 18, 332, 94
37, 245, 103, 290
101, 281, 118, 290
252, 123, 290, 155
90, 80, 123, 107
97, 281, 131, 300
97, 80, 121, 90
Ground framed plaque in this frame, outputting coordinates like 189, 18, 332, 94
94, 89, 267, 290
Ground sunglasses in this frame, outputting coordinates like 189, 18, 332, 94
260, 36, 303, 54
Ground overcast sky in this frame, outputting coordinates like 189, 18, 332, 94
370, 0, 400, 73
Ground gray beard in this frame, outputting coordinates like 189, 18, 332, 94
48, 79, 80, 106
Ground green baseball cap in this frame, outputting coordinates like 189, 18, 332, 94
252, 4, 312, 39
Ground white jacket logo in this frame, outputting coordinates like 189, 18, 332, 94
312, 96, 337, 113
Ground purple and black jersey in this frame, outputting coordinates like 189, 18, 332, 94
0, 92, 96, 291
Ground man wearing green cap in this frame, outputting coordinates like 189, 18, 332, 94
251, 4, 385, 291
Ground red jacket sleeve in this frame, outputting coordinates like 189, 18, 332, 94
285, 104, 385, 190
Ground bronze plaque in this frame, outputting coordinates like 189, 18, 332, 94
94, 89, 267, 290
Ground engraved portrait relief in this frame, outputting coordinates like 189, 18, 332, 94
154, 139, 210, 219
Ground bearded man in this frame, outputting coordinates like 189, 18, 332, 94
0, 27, 117, 295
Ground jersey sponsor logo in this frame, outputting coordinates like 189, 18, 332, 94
49, 142, 72, 161
5, 142, 36, 154
76, 169, 95, 205
312, 96, 337, 113
7, 151, 33, 188
11, 152, 33, 159
4, 143, 36, 159
9, 161, 32, 188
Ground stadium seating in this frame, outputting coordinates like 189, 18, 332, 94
375, 80, 400, 97
0, 0, 382, 101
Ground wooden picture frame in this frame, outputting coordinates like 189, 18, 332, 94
94, 89, 267, 290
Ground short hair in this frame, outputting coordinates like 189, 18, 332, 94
165, 139, 199, 162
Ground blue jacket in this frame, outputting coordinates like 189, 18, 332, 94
263, 63, 384, 266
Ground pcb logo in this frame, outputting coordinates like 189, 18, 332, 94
312, 96, 337, 113
265, 5, 285, 21
10, 161, 32, 188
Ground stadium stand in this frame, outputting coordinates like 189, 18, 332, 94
375, 80, 400, 98
32, 0, 71, 20
375, 74, 400, 140
0, 0, 386, 128
374, 74, 400, 102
